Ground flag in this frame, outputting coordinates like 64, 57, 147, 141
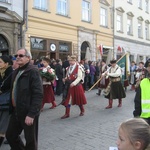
99, 44, 103, 55
117, 46, 122, 53
117, 53, 130, 87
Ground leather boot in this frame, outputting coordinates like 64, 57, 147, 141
0, 137, 4, 147
105, 99, 113, 109
118, 99, 122, 107
61, 105, 70, 119
79, 105, 85, 116
50, 101, 57, 109
96, 89, 101, 96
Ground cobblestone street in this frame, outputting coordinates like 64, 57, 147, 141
2, 88, 135, 150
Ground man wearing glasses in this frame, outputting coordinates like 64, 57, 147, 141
6, 48, 43, 150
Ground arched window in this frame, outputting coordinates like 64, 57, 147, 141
0, 34, 9, 55
81, 41, 89, 60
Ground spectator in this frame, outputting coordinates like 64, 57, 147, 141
0, 56, 13, 147
55, 59, 63, 96
116, 118, 150, 150
89, 61, 96, 88
6, 48, 43, 150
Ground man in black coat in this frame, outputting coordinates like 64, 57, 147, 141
55, 59, 63, 96
6, 48, 43, 150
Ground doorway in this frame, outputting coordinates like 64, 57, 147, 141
81, 41, 90, 60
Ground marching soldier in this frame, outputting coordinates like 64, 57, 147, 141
61, 55, 87, 119
102, 60, 126, 109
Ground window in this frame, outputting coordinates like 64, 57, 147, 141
116, 15, 122, 31
138, 22, 142, 38
82, 0, 91, 22
0, 0, 10, 2
138, 0, 142, 8
145, 0, 149, 12
127, 18, 132, 35
145, 24, 149, 39
100, 7, 107, 27
57, 0, 68, 16
34, 0, 47, 11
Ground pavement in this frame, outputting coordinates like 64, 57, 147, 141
2, 88, 136, 150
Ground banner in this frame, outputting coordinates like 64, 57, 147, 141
117, 53, 130, 87
99, 44, 103, 55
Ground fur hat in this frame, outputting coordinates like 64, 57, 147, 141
110, 59, 117, 64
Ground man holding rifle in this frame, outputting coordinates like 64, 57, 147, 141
61, 55, 87, 119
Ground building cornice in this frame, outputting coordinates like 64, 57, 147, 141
99, 0, 110, 6
126, 11, 134, 17
115, 35, 150, 47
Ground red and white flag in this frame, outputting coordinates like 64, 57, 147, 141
117, 46, 122, 53
99, 44, 103, 55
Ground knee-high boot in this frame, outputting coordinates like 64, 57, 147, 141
105, 99, 113, 109
118, 99, 122, 107
96, 89, 101, 96
79, 105, 85, 116
0, 137, 4, 147
61, 105, 70, 119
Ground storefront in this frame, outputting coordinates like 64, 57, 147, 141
30, 37, 72, 61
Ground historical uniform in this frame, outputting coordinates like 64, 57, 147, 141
61, 55, 87, 119
103, 60, 126, 109
41, 57, 56, 110
133, 59, 150, 125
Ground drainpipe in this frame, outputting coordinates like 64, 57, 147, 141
112, 0, 115, 59
20, 0, 25, 47
21, 0, 28, 48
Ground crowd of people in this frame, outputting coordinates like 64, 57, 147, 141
0, 48, 150, 150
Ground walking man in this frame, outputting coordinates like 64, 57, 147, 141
102, 60, 126, 109
61, 55, 87, 119
6, 48, 43, 150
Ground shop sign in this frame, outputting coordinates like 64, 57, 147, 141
59, 45, 68, 52
50, 44, 56, 51
31, 38, 45, 50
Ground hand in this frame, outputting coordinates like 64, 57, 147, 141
70, 83, 75, 87
102, 73, 106, 77
25, 116, 34, 126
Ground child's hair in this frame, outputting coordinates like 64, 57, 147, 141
120, 118, 150, 150
42, 57, 50, 64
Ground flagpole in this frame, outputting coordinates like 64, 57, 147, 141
88, 53, 127, 91
117, 53, 127, 63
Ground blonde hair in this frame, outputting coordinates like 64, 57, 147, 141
120, 118, 150, 150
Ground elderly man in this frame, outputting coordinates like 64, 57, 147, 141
61, 55, 87, 119
6, 48, 43, 150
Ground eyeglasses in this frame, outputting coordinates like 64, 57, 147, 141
14, 54, 26, 58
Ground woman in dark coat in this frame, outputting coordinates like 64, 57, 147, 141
0, 55, 13, 147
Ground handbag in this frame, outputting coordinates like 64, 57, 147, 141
0, 91, 10, 110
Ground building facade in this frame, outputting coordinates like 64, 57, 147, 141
24, 0, 113, 61
114, 0, 150, 63
0, 0, 24, 56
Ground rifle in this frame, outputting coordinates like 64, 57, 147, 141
57, 80, 72, 106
